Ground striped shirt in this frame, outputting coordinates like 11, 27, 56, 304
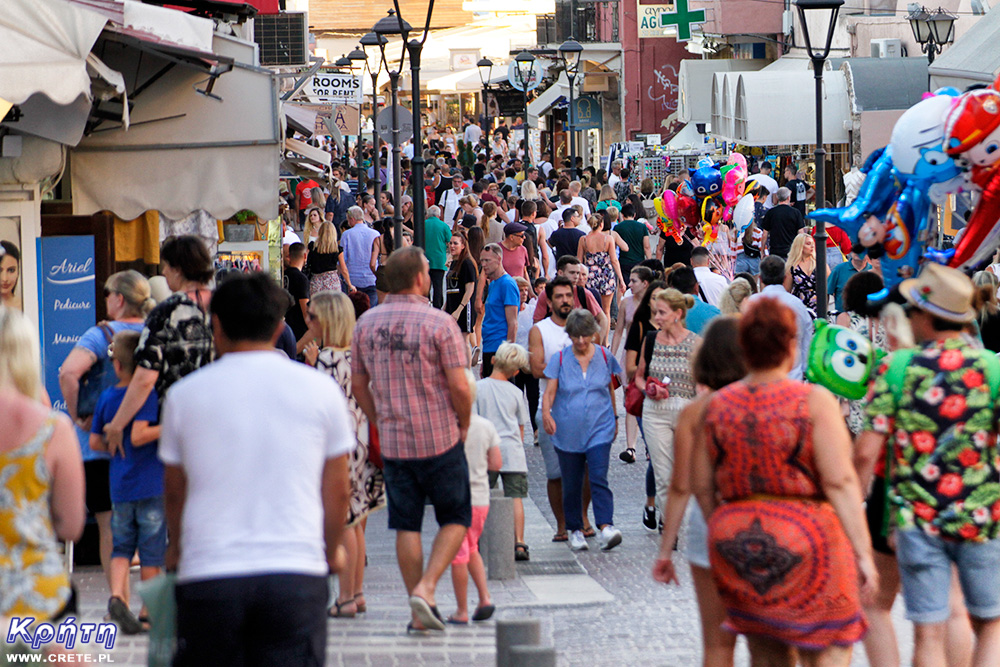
352, 294, 469, 459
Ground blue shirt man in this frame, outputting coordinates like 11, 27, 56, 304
479, 245, 520, 375
828, 250, 872, 313
666, 266, 720, 336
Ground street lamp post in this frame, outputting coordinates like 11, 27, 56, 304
348, 47, 368, 196
909, 6, 957, 88
360, 31, 387, 219
796, 0, 842, 321
374, 9, 411, 247
392, 0, 436, 249
559, 38, 583, 181
334, 54, 355, 176
477, 57, 494, 147
514, 50, 536, 169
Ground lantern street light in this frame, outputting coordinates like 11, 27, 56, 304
514, 50, 536, 169
559, 38, 584, 180
360, 31, 387, 219
795, 0, 842, 321
909, 6, 957, 66
373, 9, 411, 248
477, 57, 494, 146
333, 55, 354, 168
347, 46, 368, 196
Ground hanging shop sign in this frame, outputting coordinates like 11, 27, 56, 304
486, 89, 525, 117
306, 73, 362, 104
507, 60, 544, 92
571, 95, 603, 131
638, 0, 706, 41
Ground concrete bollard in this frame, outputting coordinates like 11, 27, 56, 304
482, 492, 515, 580
508, 646, 557, 667
496, 618, 541, 667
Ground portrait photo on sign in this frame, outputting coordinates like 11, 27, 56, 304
0, 217, 22, 311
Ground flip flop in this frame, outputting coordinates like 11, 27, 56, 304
446, 616, 469, 625
406, 622, 430, 635
582, 527, 596, 538
515, 543, 530, 561
552, 532, 568, 542
472, 604, 495, 622
409, 596, 446, 631
329, 599, 356, 618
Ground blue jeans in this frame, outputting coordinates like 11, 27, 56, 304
556, 443, 614, 531
358, 285, 378, 308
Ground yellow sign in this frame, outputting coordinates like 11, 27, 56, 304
638, 4, 677, 39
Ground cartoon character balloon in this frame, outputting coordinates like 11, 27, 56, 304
690, 166, 723, 201
806, 320, 883, 400
654, 190, 683, 243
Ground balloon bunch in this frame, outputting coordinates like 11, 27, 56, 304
809, 90, 967, 289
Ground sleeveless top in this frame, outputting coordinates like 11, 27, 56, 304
0, 412, 72, 619
647, 331, 700, 400
536, 317, 571, 394
704, 380, 820, 502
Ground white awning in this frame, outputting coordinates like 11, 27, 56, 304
424, 68, 486, 93
712, 68, 850, 146
71, 34, 281, 221
678, 59, 766, 125
527, 74, 569, 127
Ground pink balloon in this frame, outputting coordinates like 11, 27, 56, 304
721, 167, 744, 207
727, 152, 747, 171
661, 189, 678, 222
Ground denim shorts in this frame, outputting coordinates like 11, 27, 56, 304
383, 443, 472, 532
734, 253, 760, 276
895, 528, 1000, 623
111, 495, 167, 566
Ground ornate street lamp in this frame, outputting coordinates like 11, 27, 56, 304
360, 31, 387, 219
796, 0, 842, 321
374, 9, 411, 247
477, 57, 494, 146
347, 46, 368, 196
514, 50, 536, 169
559, 38, 584, 180
909, 5, 957, 65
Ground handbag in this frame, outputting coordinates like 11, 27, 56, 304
624, 379, 645, 416
367, 420, 384, 470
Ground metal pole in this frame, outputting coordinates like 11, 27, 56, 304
390, 71, 404, 246
408, 40, 426, 248
523, 88, 530, 169
370, 71, 382, 219
483, 85, 491, 147
357, 74, 366, 197
813, 56, 828, 320
567, 73, 576, 180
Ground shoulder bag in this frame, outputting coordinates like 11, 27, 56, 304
77, 323, 116, 418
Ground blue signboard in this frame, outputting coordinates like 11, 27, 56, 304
571, 95, 603, 131
37, 236, 97, 415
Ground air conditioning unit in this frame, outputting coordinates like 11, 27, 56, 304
254, 12, 309, 67
870, 38, 902, 58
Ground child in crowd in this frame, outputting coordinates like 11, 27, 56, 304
90, 330, 164, 635
449, 370, 502, 625
475, 342, 532, 561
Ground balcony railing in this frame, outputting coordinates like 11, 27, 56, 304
536, 0, 620, 45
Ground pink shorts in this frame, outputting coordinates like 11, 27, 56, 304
452, 505, 489, 565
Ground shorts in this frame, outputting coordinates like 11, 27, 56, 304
383, 443, 472, 532
865, 476, 895, 555
895, 528, 1000, 624
488, 471, 528, 498
452, 505, 489, 565
111, 496, 167, 566
535, 407, 561, 480
84, 459, 112, 514
734, 253, 760, 276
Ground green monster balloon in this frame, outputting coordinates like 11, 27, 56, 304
805, 320, 884, 400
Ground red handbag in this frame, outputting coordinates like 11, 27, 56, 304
368, 421, 384, 470
624, 379, 645, 417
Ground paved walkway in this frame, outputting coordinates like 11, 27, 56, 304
65, 402, 915, 666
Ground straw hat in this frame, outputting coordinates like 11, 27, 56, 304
899, 263, 975, 323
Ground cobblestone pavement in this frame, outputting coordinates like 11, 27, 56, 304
65, 400, 915, 666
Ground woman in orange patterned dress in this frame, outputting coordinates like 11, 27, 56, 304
691, 297, 877, 666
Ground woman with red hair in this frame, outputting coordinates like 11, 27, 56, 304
691, 297, 877, 666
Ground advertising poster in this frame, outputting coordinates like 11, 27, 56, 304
0, 216, 22, 311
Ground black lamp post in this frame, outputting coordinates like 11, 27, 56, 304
559, 38, 583, 180
514, 50, 536, 169
360, 31, 387, 219
334, 54, 354, 167
374, 9, 411, 248
796, 0, 842, 321
385, 0, 436, 249
477, 57, 494, 147
348, 46, 368, 196
909, 6, 956, 67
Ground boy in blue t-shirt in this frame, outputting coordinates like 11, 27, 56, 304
90, 330, 163, 635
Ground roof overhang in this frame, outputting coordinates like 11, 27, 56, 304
678, 59, 766, 125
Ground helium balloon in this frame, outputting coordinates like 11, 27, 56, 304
806, 320, 883, 400
691, 167, 723, 200
676, 195, 700, 229
732, 193, 756, 236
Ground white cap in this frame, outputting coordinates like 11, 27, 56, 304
282, 228, 302, 246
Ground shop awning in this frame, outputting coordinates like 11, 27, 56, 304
929, 4, 1000, 90
678, 59, 766, 125
527, 75, 569, 127
424, 68, 487, 93
833, 57, 928, 112
71, 33, 281, 221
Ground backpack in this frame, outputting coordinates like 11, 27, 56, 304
77, 323, 116, 418
878, 346, 1000, 536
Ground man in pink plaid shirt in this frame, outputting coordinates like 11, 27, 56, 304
352, 246, 473, 632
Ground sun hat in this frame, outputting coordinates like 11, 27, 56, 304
899, 262, 976, 323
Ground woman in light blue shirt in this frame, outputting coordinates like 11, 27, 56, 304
542, 309, 623, 553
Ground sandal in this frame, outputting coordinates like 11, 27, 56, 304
552, 532, 568, 542
329, 599, 357, 618
515, 542, 530, 561
619, 448, 636, 464
353, 592, 367, 613
582, 527, 596, 538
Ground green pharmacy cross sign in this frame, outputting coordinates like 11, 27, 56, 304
659, 0, 706, 41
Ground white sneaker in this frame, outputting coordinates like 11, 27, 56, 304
599, 525, 622, 551
568, 530, 589, 551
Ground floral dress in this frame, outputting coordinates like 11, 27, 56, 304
584, 233, 616, 297
789, 265, 818, 318
315, 347, 385, 526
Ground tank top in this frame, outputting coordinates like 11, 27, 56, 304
536, 317, 571, 394
1, 412, 72, 619
647, 331, 699, 400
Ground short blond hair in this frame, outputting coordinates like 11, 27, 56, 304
492, 342, 529, 376
309, 291, 355, 349
0, 307, 42, 400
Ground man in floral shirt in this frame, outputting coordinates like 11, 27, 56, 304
857, 263, 1000, 667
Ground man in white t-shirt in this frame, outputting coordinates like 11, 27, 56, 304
463, 117, 482, 147
607, 160, 623, 189
568, 181, 592, 216
690, 246, 728, 307
439, 173, 468, 226
160, 273, 354, 665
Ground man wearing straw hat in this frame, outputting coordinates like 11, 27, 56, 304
857, 263, 1000, 667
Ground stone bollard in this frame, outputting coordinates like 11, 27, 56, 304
508, 646, 557, 667
496, 618, 541, 667
482, 489, 515, 580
